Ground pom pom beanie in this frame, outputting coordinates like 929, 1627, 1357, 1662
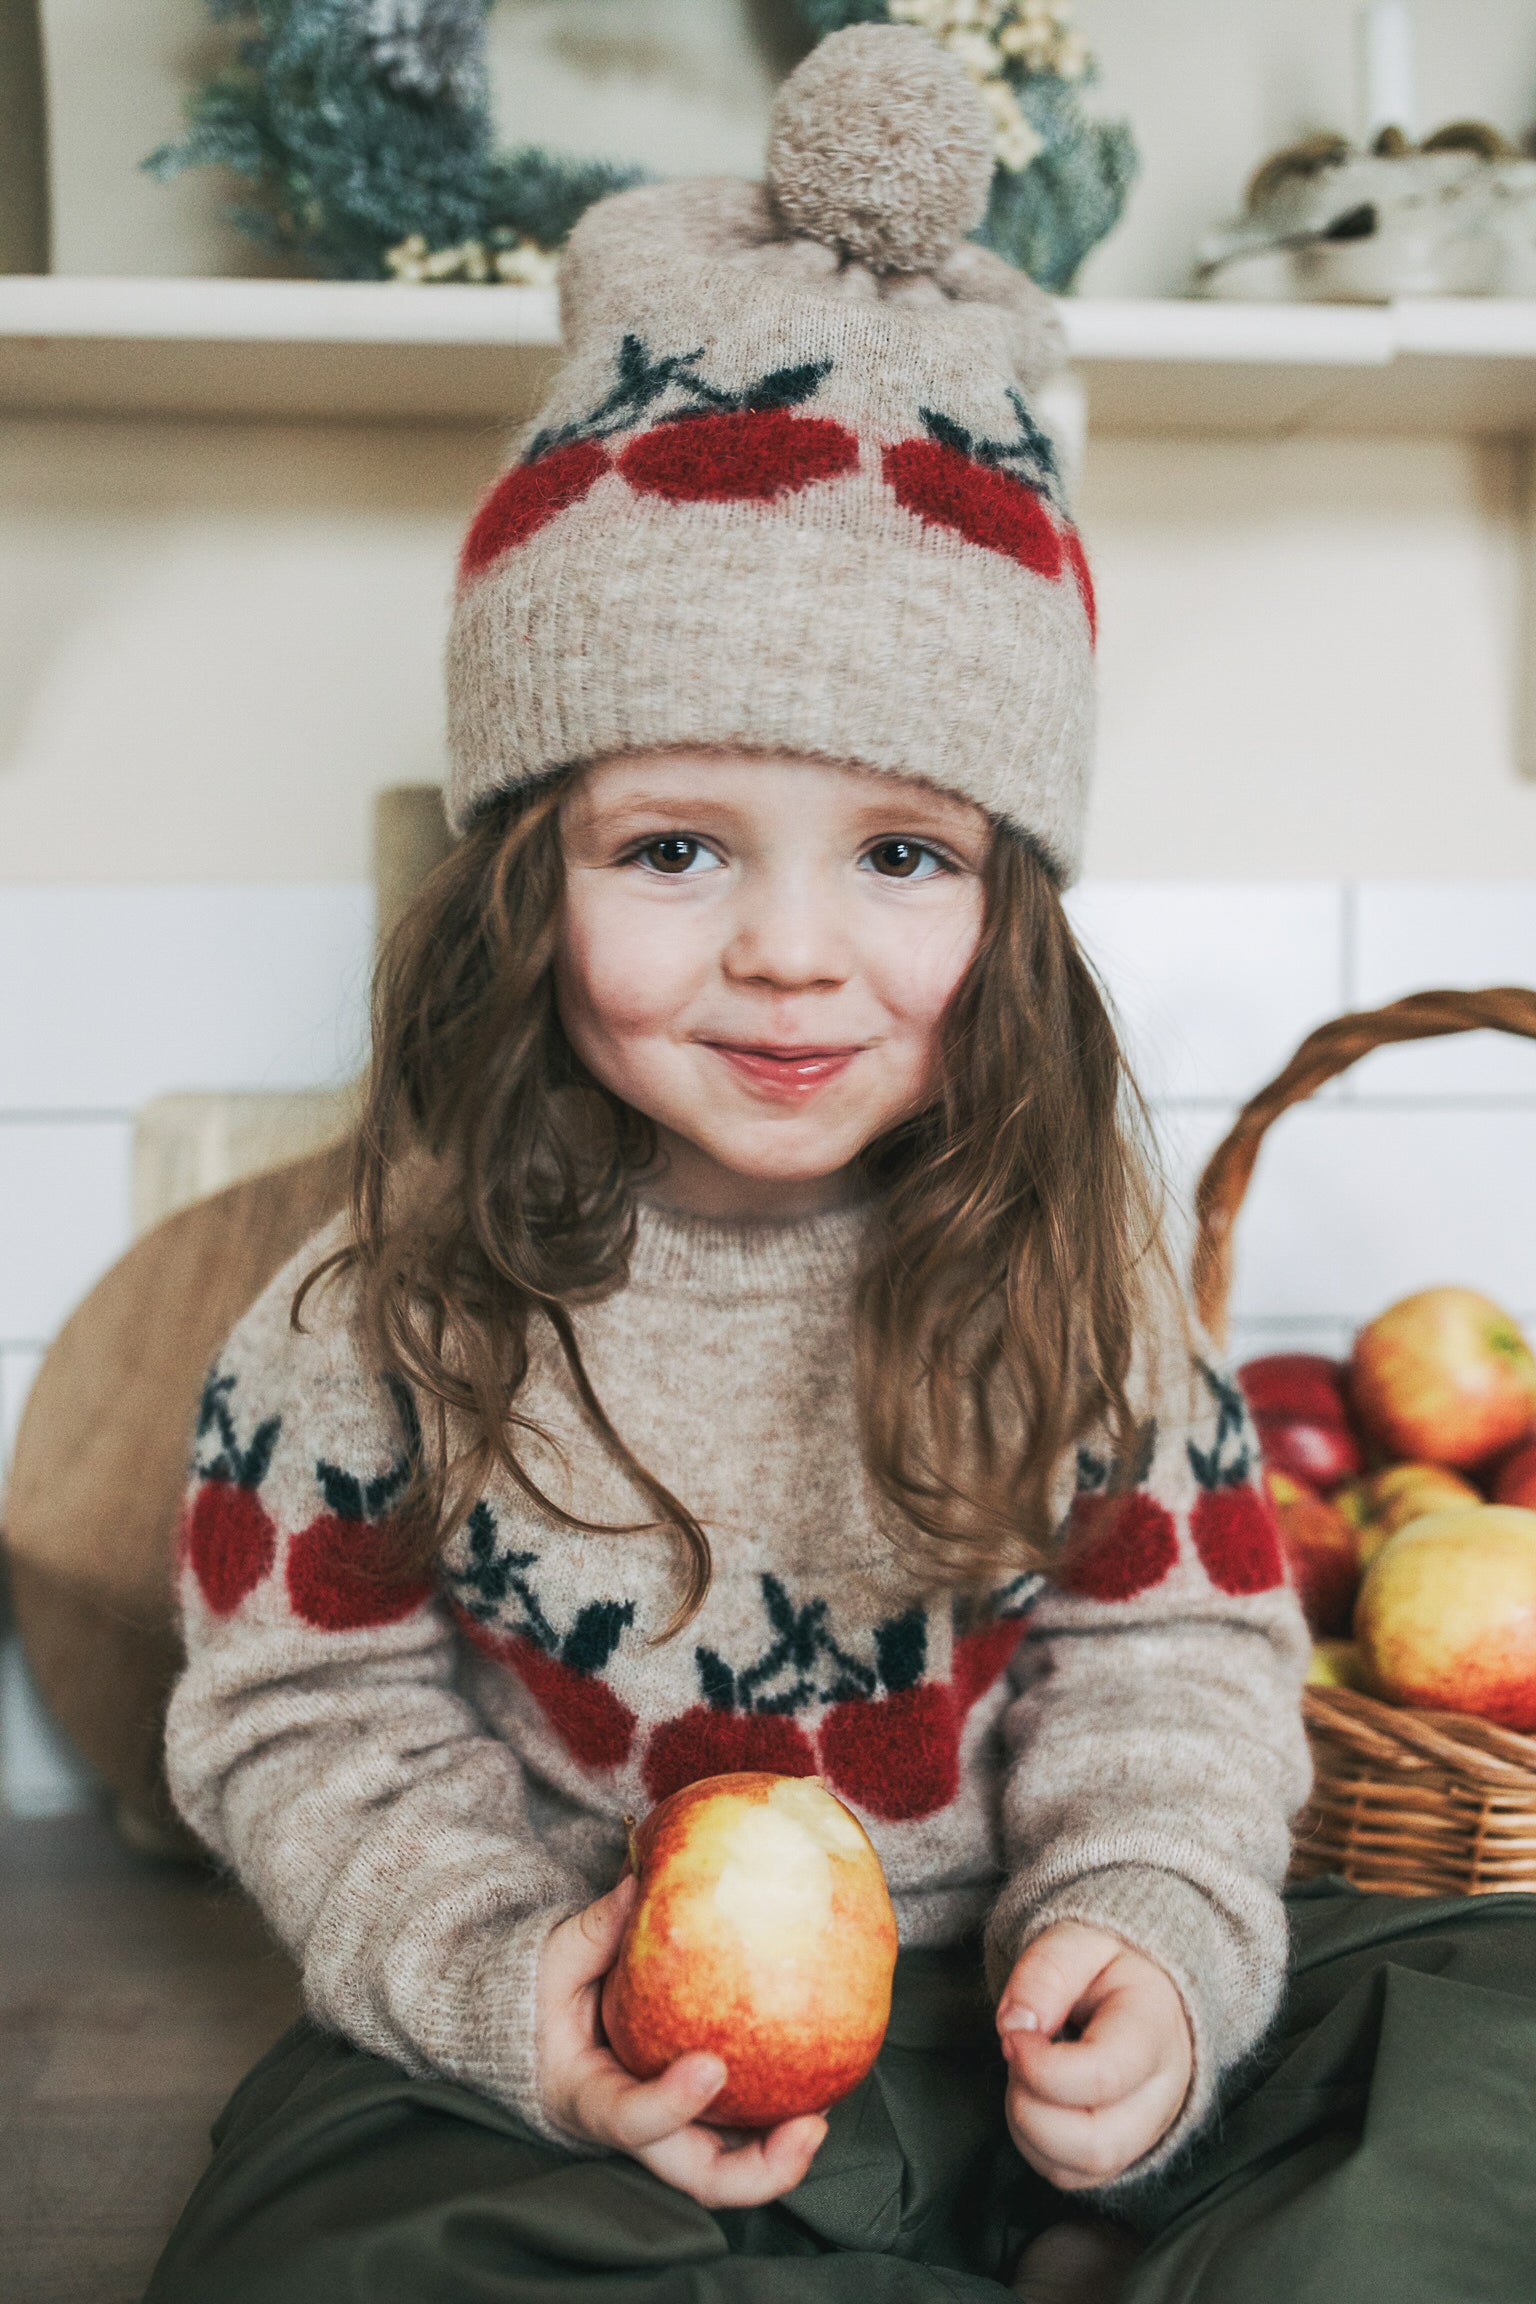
446, 25, 1097, 883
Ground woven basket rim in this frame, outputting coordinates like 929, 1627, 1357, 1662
1304, 1684, 1536, 1787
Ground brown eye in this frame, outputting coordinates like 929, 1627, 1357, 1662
639, 837, 708, 875
865, 839, 943, 880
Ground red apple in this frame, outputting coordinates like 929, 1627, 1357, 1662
602, 1772, 897, 2127
1350, 1289, 1536, 1469
1355, 1505, 1536, 1730
1334, 1461, 1484, 1569
1492, 1438, 1536, 1513
1265, 1470, 1359, 1635
1239, 1355, 1363, 1492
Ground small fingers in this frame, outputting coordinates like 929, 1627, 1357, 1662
576, 2050, 728, 2154
1001, 1990, 1162, 2109
543, 1876, 637, 2004
1007, 2065, 1186, 2191
638, 2114, 829, 2209
997, 1924, 1122, 2042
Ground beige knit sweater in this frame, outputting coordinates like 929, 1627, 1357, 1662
165, 1200, 1311, 2179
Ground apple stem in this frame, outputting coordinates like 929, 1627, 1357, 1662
623, 1814, 640, 1879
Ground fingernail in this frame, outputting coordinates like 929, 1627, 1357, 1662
1000, 2007, 1041, 2033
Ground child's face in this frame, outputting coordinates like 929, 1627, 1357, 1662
556, 749, 989, 1218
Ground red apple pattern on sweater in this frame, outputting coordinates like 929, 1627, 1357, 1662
180, 1352, 1283, 1818
446, 1502, 639, 1770
454, 333, 1092, 633
182, 1371, 280, 1615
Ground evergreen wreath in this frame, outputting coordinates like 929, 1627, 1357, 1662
147, 0, 1135, 291
144, 0, 647, 283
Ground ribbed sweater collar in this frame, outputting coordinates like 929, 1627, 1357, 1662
626, 1196, 867, 1302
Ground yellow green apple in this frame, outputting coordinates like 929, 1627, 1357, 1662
1306, 1638, 1370, 1690
1349, 1288, 1536, 1468
1355, 1505, 1536, 1730
602, 1771, 898, 2127
1335, 1461, 1483, 1568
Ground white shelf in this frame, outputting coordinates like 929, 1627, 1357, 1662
5, 275, 1536, 433
0, 276, 564, 425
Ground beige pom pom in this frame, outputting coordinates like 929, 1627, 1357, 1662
768, 26, 995, 275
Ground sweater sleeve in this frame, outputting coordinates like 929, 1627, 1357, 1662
983, 1335, 1312, 2184
163, 1225, 596, 2142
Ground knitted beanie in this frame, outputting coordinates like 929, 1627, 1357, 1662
446, 25, 1096, 882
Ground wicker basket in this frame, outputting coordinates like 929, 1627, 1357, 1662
1191, 985, 1536, 1896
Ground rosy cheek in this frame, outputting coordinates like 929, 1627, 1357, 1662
874, 902, 982, 1034
556, 900, 700, 1059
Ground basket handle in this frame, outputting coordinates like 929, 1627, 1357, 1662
1192, 986, 1536, 1347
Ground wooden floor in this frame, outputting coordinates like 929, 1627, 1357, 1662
0, 1811, 301, 2304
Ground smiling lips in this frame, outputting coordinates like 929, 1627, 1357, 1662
708, 1043, 861, 1098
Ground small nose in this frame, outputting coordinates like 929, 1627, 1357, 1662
722, 865, 849, 992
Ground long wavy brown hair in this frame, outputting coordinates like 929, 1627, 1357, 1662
298, 774, 1175, 1631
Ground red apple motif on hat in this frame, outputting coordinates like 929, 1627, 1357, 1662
458, 439, 611, 583
619, 407, 859, 502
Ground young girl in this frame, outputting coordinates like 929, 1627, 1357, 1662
146, 30, 1536, 2304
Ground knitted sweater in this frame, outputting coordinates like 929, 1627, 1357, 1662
165, 1200, 1311, 2179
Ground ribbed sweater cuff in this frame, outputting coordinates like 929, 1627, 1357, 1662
473, 1902, 605, 2153
984, 1863, 1283, 2188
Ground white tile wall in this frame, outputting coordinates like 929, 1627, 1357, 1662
1, 885, 375, 1110
0, 1119, 136, 1339
1347, 886, 1536, 1101
1, 876, 1534, 1811
1065, 884, 1346, 1103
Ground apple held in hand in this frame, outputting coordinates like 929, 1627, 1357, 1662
1355, 1505, 1536, 1730
1350, 1289, 1536, 1469
1335, 1461, 1483, 1569
1265, 1470, 1359, 1635
1239, 1355, 1362, 1493
602, 1771, 898, 2128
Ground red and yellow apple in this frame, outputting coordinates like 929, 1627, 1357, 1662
1349, 1289, 1536, 1469
602, 1771, 898, 2127
1354, 1505, 1536, 1730
1239, 1354, 1363, 1493
1264, 1469, 1359, 1635
1334, 1461, 1483, 1569
1492, 1438, 1536, 1513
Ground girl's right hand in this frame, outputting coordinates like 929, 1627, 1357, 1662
537, 1876, 829, 2207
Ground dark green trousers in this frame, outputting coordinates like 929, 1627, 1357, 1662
144, 1883, 1536, 2304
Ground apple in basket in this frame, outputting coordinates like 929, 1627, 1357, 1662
602, 1772, 898, 2127
1239, 1355, 1363, 1493
1491, 1438, 1536, 1514
1334, 1462, 1483, 1569
1354, 1505, 1536, 1731
1349, 1289, 1536, 1469
1306, 1638, 1369, 1691
1264, 1470, 1359, 1636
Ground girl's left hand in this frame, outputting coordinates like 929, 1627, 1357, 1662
996, 1923, 1193, 2190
